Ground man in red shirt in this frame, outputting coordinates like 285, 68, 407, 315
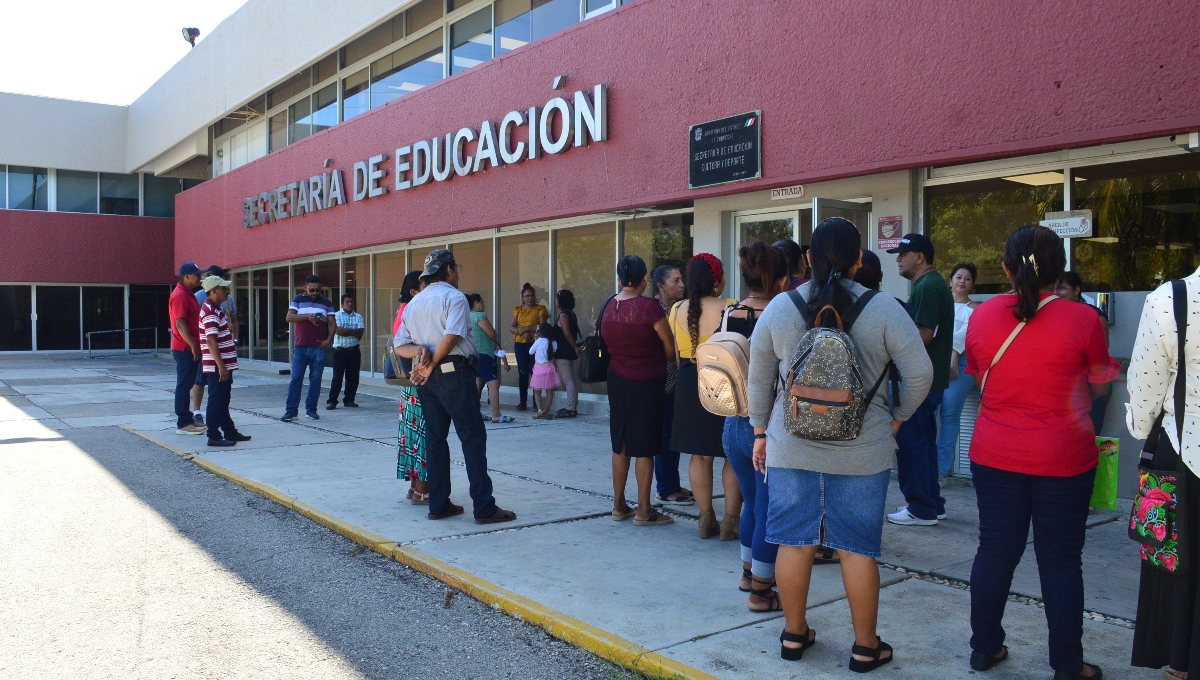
170, 262, 206, 435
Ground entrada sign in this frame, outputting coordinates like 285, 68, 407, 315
242, 85, 608, 228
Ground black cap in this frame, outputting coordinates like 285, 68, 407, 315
421, 249, 456, 277
885, 233, 935, 261
179, 262, 202, 277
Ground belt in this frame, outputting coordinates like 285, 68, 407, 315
438, 355, 478, 368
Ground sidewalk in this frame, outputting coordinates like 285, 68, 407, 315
0, 354, 1155, 679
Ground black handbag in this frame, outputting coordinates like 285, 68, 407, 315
1128, 279, 1189, 574
578, 295, 615, 384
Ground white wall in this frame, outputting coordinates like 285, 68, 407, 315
125, 0, 417, 171
0, 93, 127, 172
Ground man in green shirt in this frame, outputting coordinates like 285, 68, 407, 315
886, 233, 953, 526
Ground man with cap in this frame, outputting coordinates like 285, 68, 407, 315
170, 262, 207, 435
886, 233, 953, 526
394, 249, 516, 525
198, 274, 251, 447
192, 265, 240, 426
283, 274, 335, 421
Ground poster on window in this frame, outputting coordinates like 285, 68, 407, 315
877, 216, 903, 250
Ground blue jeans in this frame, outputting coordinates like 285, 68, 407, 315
724, 416, 776, 577
205, 372, 237, 440
286, 345, 326, 415
514, 341, 533, 407
895, 389, 945, 520
970, 462, 1095, 674
417, 359, 498, 519
655, 393, 683, 497
172, 349, 200, 428
937, 355, 975, 475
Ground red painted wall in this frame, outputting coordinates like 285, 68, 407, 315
177, 0, 1200, 269
0, 210, 174, 285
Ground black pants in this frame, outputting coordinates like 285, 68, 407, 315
327, 346, 361, 406
204, 372, 237, 440
514, 341, 533, 407
970, 461, 1095, 674
417, 360, 498, 519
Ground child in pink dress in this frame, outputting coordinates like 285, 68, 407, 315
528, 323, 561, 419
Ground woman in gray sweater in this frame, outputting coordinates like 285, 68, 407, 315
748, 218, 932, 671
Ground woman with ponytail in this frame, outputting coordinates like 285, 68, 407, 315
670, 253, 742, 539
746, 217, 931, 669
962, 225, 1118, 679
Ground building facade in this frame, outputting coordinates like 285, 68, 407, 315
2, 0, 1199, 489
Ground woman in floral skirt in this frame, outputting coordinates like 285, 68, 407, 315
393, 271, 428, 504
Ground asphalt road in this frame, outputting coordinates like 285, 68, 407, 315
0, 423, 633, 680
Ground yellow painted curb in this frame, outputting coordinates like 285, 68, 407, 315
120, 426, 719, 680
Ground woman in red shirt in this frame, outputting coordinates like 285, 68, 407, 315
963, 225, 1119, 680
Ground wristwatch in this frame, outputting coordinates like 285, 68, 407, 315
754, 433, 766, 440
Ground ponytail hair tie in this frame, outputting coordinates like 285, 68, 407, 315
1023, 254, 1039, 276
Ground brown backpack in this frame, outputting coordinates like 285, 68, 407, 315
696, 306, 752, 418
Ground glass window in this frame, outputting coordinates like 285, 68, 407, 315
245, 120, 268, 165
532, 0, 579, 41
57, 170, 98, 214
0, 166, 5, 209
233, 272, 249, 358
128, 284, 172, 350
9, 166, 48, 211
343, 256, 371, 371
143, 174, 182, 218
556, 223, 615, 342
926, 176, 1063, 293
623, 214, 694, 283
0, 285, 33, 351
499, 232, 549, 390
1071, 154, 1200, 292
314, 51, 339, 84
83, 286, 125, 350
373, 250, 408, 372
35, 286, 81, 350
340, 17, 401, 69
451, 8, 493, 75
99, 173, 138, 215
342, 68, 370, 121
252, 269, 268, 361
294, 262, 314, 296
316, 259, 339, 300
407, 0, 443, 34
371, 29, 444, 109
289, 96, 313, 144
585, 0, 616, 15
451, 238, 494, 306
271, 268, 290, 362
495, 0, 531, 56
269, 111, 287, 152
267, 68, 311, 110
312, 83, 338, 134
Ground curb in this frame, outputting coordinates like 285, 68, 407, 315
120, 426, 718, 680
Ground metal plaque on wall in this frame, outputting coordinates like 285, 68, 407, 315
688, 111, 761, 189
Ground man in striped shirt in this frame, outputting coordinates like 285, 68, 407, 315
199, 275, 251, 447
327, 294, 364, 409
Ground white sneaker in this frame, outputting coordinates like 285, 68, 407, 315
887, 507, 938, 526
897, 504, 947, 521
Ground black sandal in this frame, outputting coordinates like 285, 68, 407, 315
739, 567, 752, 592
748, 585, 782, 613
848, 637, 893, 673
780, 627, 815, 661
814, 546, 841, 565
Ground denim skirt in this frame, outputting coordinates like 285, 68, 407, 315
765, 466, 891, 558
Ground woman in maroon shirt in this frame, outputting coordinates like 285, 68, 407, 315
963, 225, 1118, 680
602, 255, 676, 526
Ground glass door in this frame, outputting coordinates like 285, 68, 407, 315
814, 198, 872, 249
734, 208, 811, 297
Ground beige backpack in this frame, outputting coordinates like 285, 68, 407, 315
695, 306, 752, 418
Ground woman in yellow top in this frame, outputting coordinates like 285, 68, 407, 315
509, 283, 549, 411
670, 253, 743, 540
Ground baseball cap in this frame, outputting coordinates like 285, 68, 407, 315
421, 249, 456, 277
885, 233, 935, 261
201, 275, 232, 292
179, 262, 202, 277
204, 264, 225, 276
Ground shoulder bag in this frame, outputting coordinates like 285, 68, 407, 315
1129, 279, 1189, 574
383, 338, 413, 387
578, 295, 615, 384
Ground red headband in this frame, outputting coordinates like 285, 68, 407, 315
689, 253, 724, 283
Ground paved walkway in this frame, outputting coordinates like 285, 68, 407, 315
1, 354, 1157, 679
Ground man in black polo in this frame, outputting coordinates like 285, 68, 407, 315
887, 233, 953, 526
395, 250, 515, 525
